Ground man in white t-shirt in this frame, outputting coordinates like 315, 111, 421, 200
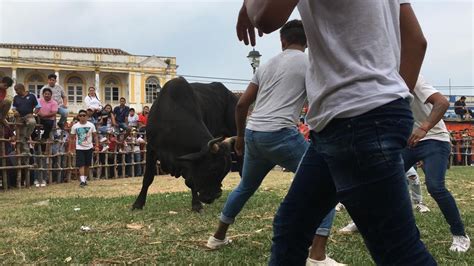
235, 1, 435, 265
402, 75, 470, 252
206, 20, 339, 264
69, 110, 99, 187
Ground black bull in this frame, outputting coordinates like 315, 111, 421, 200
132, 77, 242, 212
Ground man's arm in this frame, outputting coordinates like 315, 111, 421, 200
408, 92, 449, 147
420, 93, 450, 132
111, 113, 117, 126
237, 0, 298, 45
33, 100, 41, 115
399, 3, 427, 92
234, 82, 258, 156
50, 102, 59, 117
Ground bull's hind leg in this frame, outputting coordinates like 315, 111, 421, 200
132, 150, 157, 210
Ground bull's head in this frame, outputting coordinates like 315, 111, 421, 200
177, 136, 236, 204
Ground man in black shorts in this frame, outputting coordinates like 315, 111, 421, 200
69, 110, 99, 187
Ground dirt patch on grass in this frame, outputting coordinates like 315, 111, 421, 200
0, 171, 293, 203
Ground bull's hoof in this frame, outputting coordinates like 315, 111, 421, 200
192, 203, 203, 213
131, 203, 144, 210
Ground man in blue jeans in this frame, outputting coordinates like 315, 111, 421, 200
206, 20, 340, 265
113, 97, 130, 130
235, 0, 436, 265
403, 75, 470, 252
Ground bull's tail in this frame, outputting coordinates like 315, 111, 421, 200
132, 147, 157, 210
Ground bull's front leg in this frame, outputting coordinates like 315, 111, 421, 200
191, 188, 203, 212
132, 152, 157, 210
185, 178, 203, 212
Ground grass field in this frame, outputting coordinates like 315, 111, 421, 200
0, 167, 473, 264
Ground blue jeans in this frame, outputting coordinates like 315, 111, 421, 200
407, 167, 423, 204
402, 140, 466, 236
98, 125, 113, 135
220, 128, 335, 236
135, 152, 142, 176
58, 106, 68, 125
118, 122, 128, 130
270, 98, 435, 265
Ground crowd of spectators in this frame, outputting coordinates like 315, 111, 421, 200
450, 129, 473, 166
0, 73, 150, 189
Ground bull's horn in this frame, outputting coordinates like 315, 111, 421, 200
208, 136, 224, 154
223, 136, 237, 144
222, 136, 237, 149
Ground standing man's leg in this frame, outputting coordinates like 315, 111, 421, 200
79, 165, 87, 187
467, 146, 472, 166
77, 149, 91, 187
270, 128, 339, 264
134, 152, 142, 176
275, 129, 336, 263
307, 209, 336, 263
270, 143, 336, 265
407, 171, 423, 204
19, 116, 36, 154
319, 99, 435, 265
405, 166, 430, 213
209, 130, 275, 247
57, 106, 68, 128
421, 141, 469, 252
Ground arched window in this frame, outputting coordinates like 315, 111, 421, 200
27, 73, 45, 98
104, 77, 120, 103
67, 76, 84, 104
145, 76, 161, 103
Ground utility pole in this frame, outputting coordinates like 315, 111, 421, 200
449, 78, 452, 96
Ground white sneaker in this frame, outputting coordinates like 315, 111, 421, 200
338, 222, 358, 234
306, 255, 347, 266
335, 203, 345, 212
34, 180, 40, 187
206, 236, 231, 249
414, 203, 430, 213
40, 181, 47, 187
449, 235, 470, 252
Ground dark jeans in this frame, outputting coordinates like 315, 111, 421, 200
40, 119, 55, 140
455, 108, 472, 119
270, 98, 436, 265
402, 140, 466, 236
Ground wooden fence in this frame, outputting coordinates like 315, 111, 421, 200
0, 122, 147, 190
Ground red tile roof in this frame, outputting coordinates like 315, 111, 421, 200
0, 43, 130, 55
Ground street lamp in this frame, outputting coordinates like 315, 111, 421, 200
247, 48, 262, 74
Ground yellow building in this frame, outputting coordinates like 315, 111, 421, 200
0, 43, 177, 113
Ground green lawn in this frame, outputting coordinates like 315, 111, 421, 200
0, 168, 472, 264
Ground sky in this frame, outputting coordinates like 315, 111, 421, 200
0, 0, 473, 95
